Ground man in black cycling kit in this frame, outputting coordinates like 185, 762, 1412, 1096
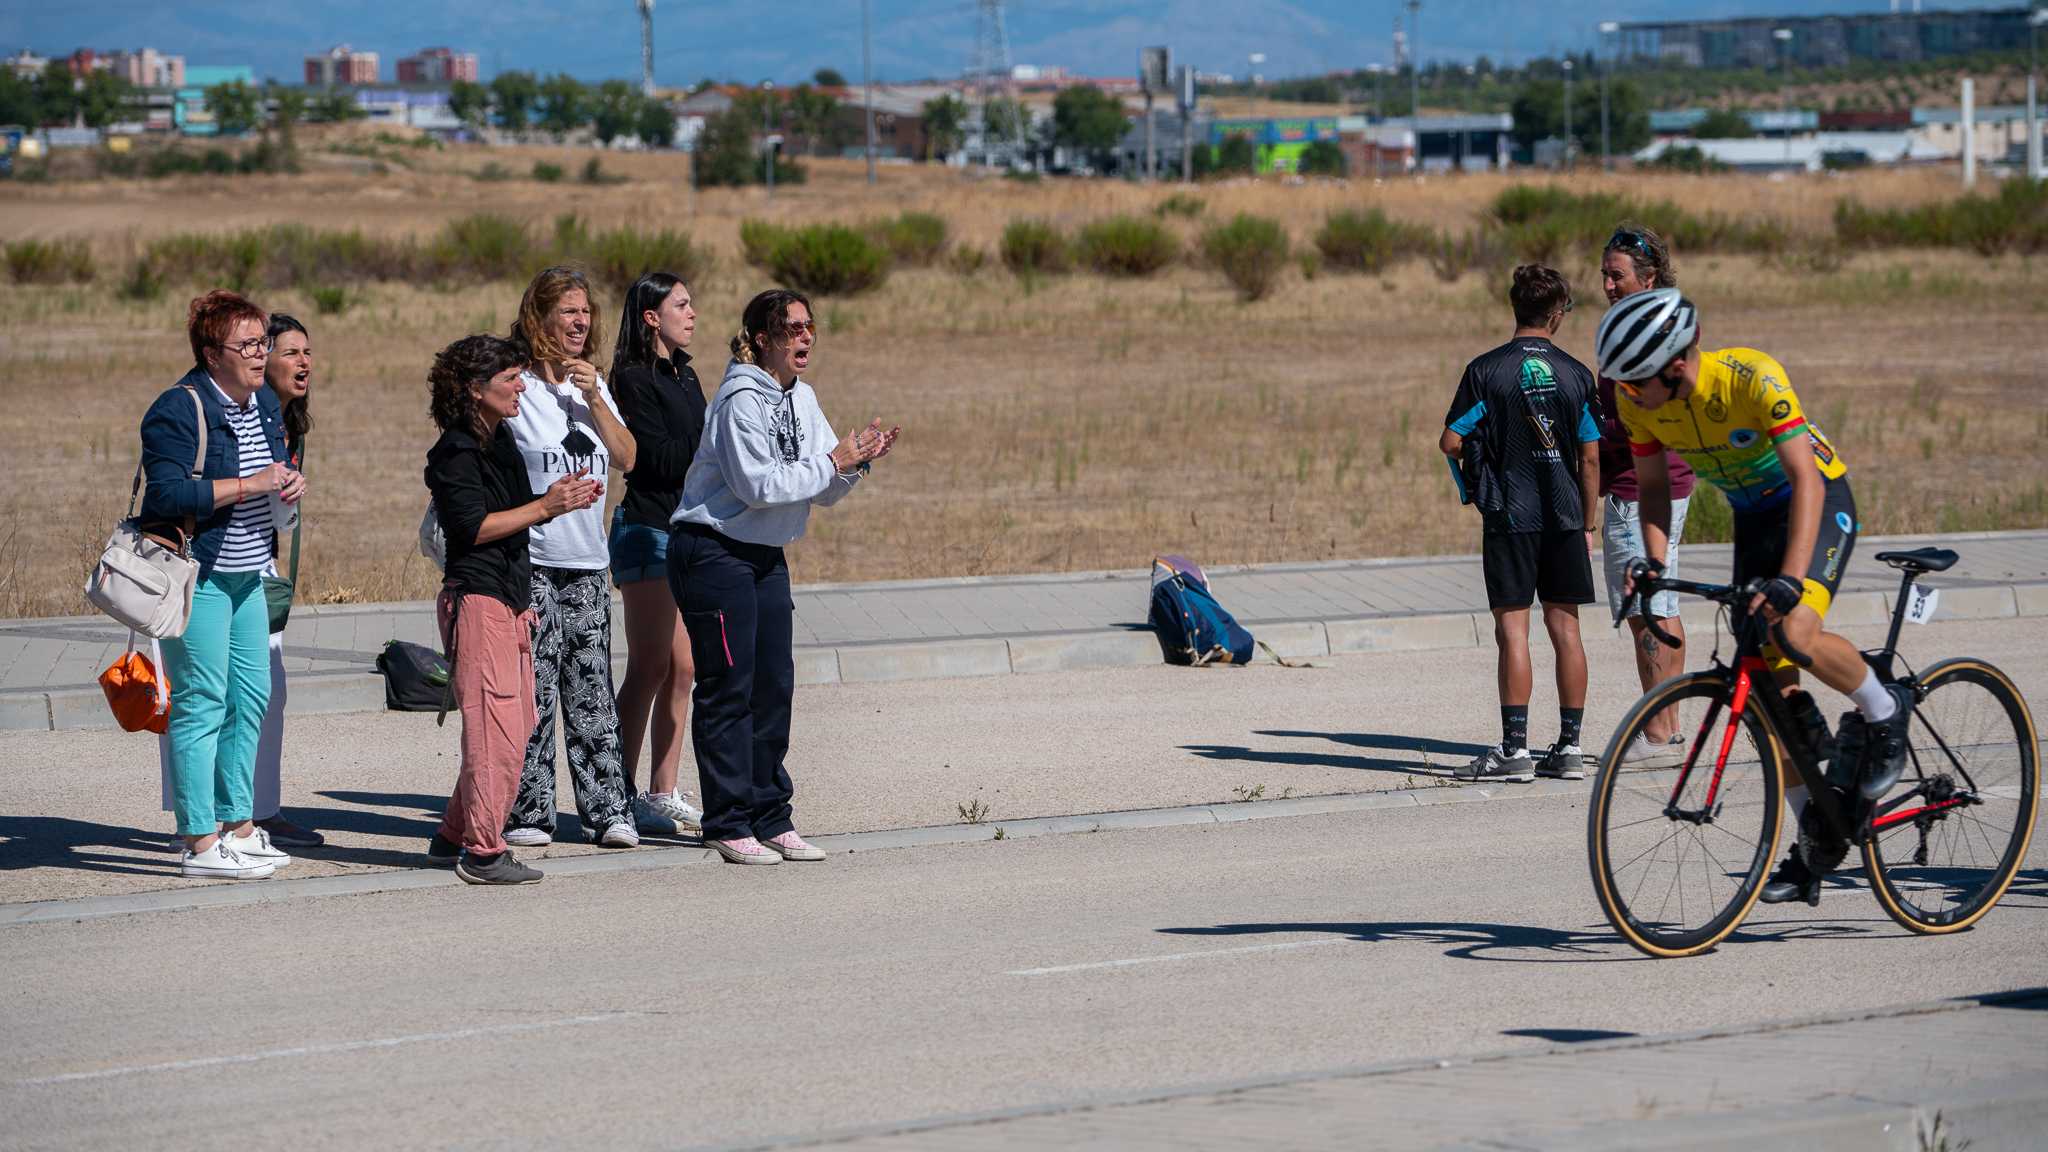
1597, 288, 1912, 905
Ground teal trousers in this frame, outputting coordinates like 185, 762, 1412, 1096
162, 571, 270, 836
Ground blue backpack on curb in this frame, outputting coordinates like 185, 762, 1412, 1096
1149, 555, 1256, 666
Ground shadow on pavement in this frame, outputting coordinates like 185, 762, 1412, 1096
1181, 745, 1447, 780
1157, 918, 1888, 963
1502, 1027, 1639, 1043
0, 816, 178, 877
1258, 730, 1494, 760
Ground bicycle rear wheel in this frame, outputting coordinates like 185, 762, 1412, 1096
1864, 659, 2039, 934
1589, 671, 1784, 958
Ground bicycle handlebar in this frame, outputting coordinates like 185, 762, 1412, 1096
1620, 564, 1814, 668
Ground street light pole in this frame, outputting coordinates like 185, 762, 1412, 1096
1562, 57, 1574, 172
1600, 21, 1619, 171
1406, 0, 1421, 121
1773, 28, 1792, 169
1248, 52, 1264, 122
761, 79, 775, 198
862, 0, 876, 184
2028, 9, 2046, 182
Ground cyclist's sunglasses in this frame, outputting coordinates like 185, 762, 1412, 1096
1614, 362, 1681, 403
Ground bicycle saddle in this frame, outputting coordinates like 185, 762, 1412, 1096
1875, 547, 1958, 573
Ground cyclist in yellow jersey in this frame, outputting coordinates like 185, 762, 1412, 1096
1596, 289, 1910, 906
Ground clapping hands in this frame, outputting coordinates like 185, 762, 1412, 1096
832, 418, 901, 472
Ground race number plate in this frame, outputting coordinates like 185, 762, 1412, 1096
1905, 584, 1940, 625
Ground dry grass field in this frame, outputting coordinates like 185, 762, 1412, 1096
0, 145, 2042, 618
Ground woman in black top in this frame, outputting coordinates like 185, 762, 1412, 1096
607, 272, 708, 836
422, 334, 600, 886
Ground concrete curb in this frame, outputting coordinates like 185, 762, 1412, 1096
676, 988, 2048, 1152
10, 580, 2048, 731
0, 779, 1579, 928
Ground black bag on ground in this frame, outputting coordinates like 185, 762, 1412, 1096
376, 640, 451, 711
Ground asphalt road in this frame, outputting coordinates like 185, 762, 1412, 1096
3, 780, 2043, 1149
5, 615, 2044, 905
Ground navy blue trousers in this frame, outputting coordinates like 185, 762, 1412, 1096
668, 523, 796, 842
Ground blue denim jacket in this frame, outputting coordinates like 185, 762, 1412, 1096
137, 367, 288, 579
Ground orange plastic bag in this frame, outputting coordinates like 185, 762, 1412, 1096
100, 635, 171, 734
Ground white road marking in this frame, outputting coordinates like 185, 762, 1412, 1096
1007, 939, 1348, 976
13, 1013, 634, 1087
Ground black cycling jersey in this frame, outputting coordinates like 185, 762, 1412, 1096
1445, 337, 1600, 535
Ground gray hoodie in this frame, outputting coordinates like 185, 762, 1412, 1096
670, 361, 861, 546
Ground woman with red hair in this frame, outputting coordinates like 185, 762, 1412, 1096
141, 290, 306, 880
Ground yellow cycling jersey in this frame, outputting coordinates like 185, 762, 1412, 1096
1616, 347, 1847, 512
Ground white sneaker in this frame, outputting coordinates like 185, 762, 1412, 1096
1619, 732, 1684, 768
634, 790, 704, 834
503, 826, 552, 847
222, 826, 291, 869
181, 841, 276, 880
599, 822, 640, 849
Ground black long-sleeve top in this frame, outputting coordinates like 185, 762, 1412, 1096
611, 351, 707, 530
425, 424, 537, 612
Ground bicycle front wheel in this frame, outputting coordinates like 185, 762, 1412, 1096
1864, 659, 2040, 934
1589, 671, 1784, 958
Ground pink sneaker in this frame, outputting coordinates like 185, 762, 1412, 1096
711, 836, 782, 866
764, 830, 826, 862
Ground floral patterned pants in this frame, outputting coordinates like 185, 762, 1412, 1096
509, 567, 630, 836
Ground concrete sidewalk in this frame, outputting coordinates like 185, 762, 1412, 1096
6, 529, 2047, 731
756, 989, 2048, 1152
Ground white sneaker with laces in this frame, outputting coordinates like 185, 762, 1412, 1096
181, 841, 276, 880
222, 826, 291, 869
1619, 732, 1684, 768
599, 822, 641, 848
635, 790, 704, 834
503, 826, 552, 847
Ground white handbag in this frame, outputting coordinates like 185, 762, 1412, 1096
418, 498, 448, 571
86, 385, 206, 639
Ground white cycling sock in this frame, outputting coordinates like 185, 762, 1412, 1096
1787, 785, 1809, 823
1849, 669, 1897, 721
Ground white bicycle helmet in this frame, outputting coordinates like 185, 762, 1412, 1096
1596, 287, 1698, 382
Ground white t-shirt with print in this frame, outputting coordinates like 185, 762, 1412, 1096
503, 368, 620, 571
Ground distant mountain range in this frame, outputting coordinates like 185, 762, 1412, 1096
0, 0, 2010, 87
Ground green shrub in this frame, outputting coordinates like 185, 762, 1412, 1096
1075, 215, 1178, 277
532, 161, 565, 183
309, 285, 351, 316
947, 245, 988, 276
870, 211, 950, 266
1836, 180, 2047, 257
474, 161, 512, 182
999, 219, 1070, 276
201, 149, 236, 175
1685, 484, 1733, 545
1154, 193, 1205, 219
1488, 184, 1785, 261
428, 214, 535, 281
1315, 208, 1432, 273
763, 224, 888, 295
1202, 213, 1289, 302
1298, 139, 1346, 178
588, 227, 715, 294
5, 238, 94, 285
740, 219, 792, 270
1643, 145, 1727, 174
580, 157, 626, 185
119, 257, 164, 302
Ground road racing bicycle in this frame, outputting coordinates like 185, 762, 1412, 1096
1587, 546, 2039, 958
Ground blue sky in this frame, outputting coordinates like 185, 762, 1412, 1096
0, 0, 1996, 86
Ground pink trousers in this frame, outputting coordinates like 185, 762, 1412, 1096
436, 591, 537, 855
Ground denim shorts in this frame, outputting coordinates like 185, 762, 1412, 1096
1601, 493, 1689, 622
608, 508, 669, 585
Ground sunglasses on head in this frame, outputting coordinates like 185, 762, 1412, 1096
1608, 229, 1651, 256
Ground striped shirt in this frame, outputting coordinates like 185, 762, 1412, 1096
211, 380, 275, 574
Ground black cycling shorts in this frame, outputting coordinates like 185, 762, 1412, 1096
1731, 475, 1858, 620
1483, 530, 1596, 610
